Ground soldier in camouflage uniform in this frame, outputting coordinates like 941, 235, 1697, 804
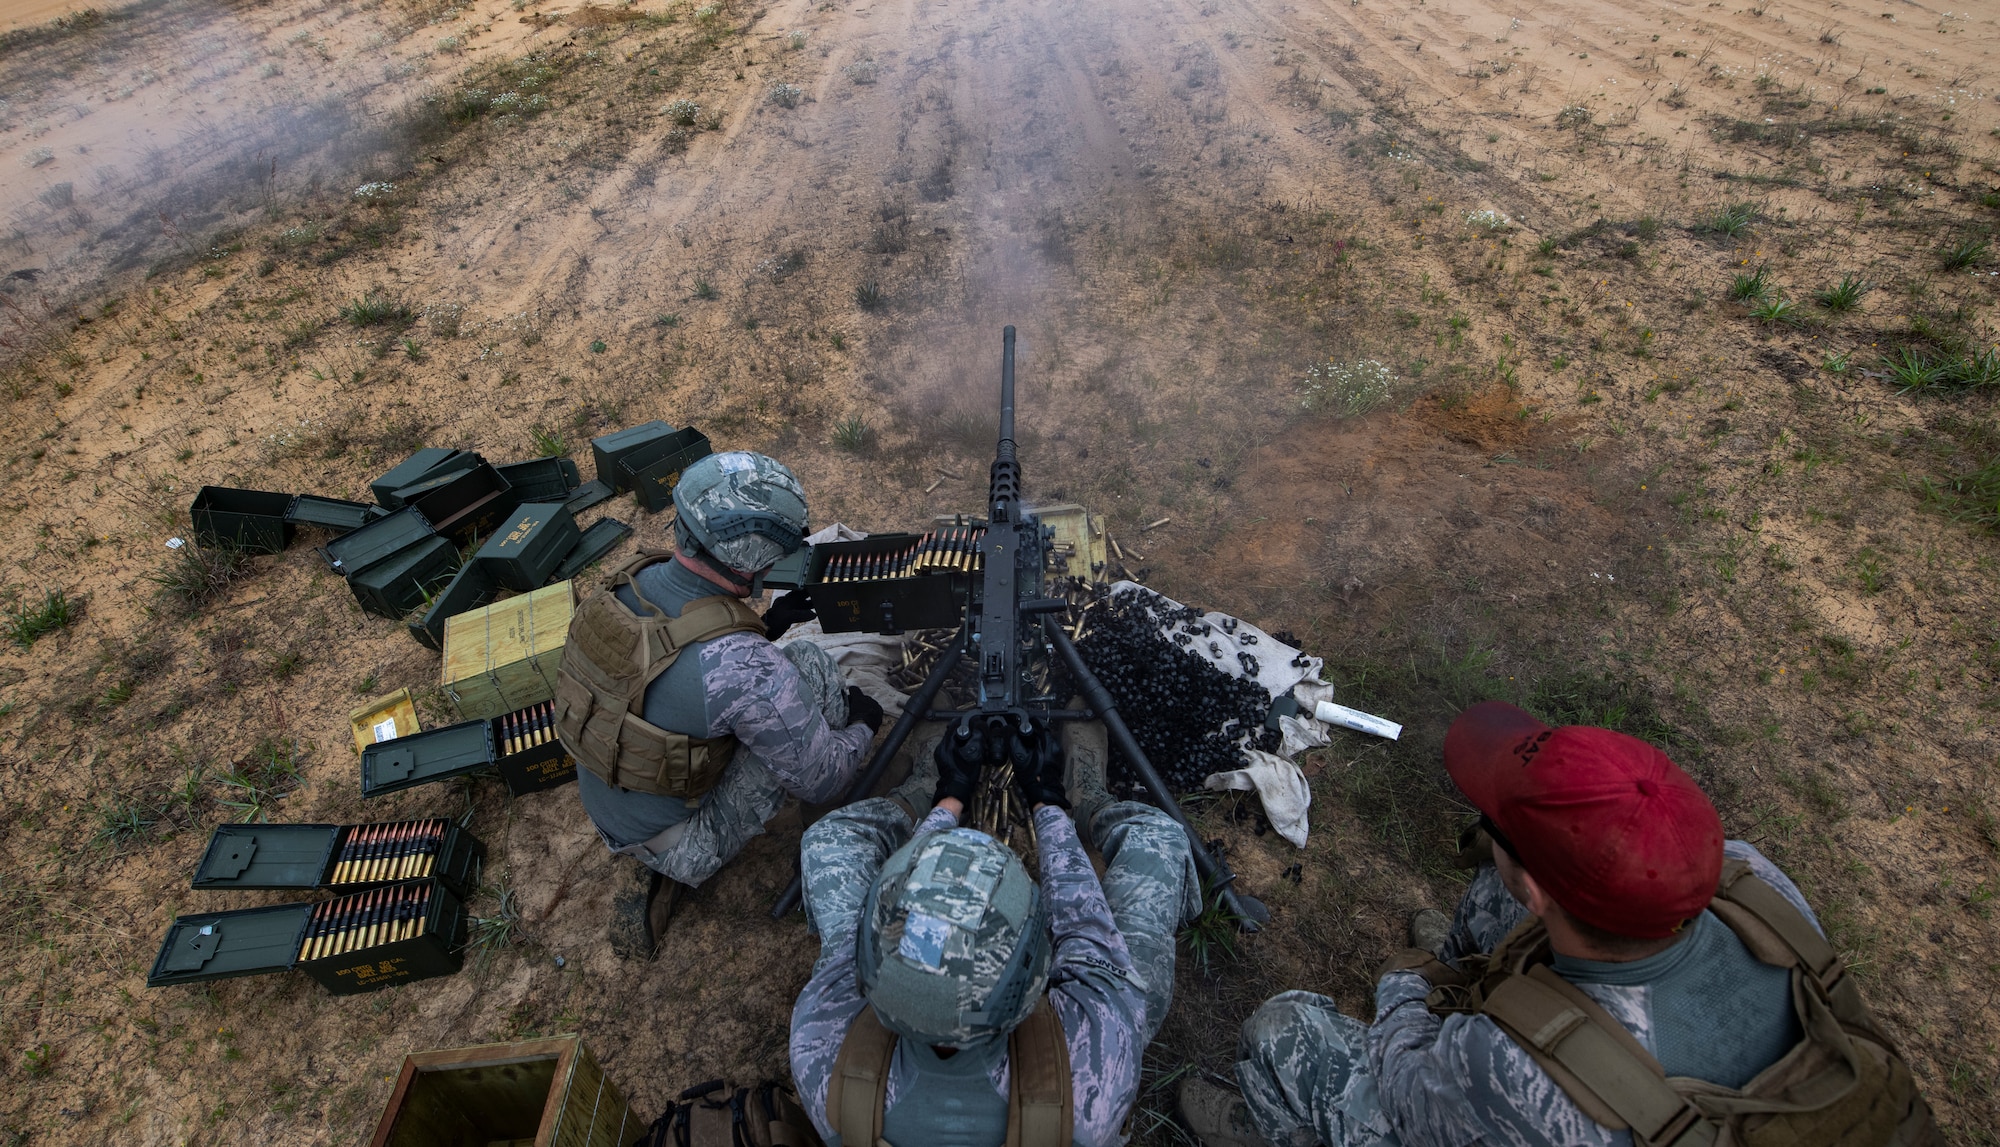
1183, 701, 1854, 1147
566, 452, 885, 959
790, 718, 1199, 1146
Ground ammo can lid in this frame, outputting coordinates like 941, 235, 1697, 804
147, 903, 314, 987
192, 824, 340, 889
371, 449, 475, 505
361, 718, 496, 797
323, 506, 435, 576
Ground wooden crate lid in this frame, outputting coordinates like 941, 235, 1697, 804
441, 582, 575, 684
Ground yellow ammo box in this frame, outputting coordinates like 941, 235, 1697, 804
441, 582, 574, 722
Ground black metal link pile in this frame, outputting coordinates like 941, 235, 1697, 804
1062, 588, 1281, 794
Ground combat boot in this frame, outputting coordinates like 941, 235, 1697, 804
607, 857, 684, 961
1178, 1077, 1275, 1147
1060, 717, 1114, 841
1409, 907, 1451, 955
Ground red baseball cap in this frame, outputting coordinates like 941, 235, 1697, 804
1444, 701, 1723, 939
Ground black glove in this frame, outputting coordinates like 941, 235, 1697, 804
1012, 719, 1068, 810
844, 686, 884, 736
763, 590, 818, 641
934, 719, 985, 808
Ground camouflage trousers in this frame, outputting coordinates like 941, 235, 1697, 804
1235, 865, 1525, 1147
801, 797, 1198, 1039
626, 640, 849, 888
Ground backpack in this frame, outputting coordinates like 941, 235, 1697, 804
554, 550, 767, 800
633, 1080, 824, 1147
1396, 859, 1936, 1147
827, 999, 1074, 1147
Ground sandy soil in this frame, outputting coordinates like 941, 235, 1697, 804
0, 0, 1996, 1142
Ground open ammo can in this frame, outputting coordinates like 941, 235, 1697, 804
372, 448, 477, 508
409, 562, 498, 651
323, 506, 436, 577
146, 877, 469, 996
804, 530, 975, 634
590, 421, 684, 493
362, 698, 572, 798
617, 426, 712, 512
476, 502, 581, 592
350, 534, 461, 619
495, 456, 582, 503
392, 460, 517, 548
367, 1035, 638, 1147
191, 819, 484, 900
190, 486, 296, 554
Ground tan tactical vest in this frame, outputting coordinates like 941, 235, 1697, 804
1393, 859, 1935, 1147
554, 550, 767, 800
828, 1000, 1073, 1147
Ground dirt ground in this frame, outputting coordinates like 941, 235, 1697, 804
0, 0, 1996, 1142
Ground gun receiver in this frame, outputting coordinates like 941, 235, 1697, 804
772, 326, 1268, 930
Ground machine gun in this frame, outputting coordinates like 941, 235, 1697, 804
770, 327, 1269, 929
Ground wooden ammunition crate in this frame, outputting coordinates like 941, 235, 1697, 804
369, 1036, 639, 1147
442, 582, 574, 721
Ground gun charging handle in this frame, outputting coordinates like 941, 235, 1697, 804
1043, 615, 1270, 931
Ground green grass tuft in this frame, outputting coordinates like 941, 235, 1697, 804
1709, 202, 1757, 237
1727, 265, 1773, 302
150, 543, 248, 614
1748, 295, 1802, 326
855, 282, 887, 311
1812, 274, 1871, 314
338, 292, 416, 327
5, 588, 78, 647
1939, 236, 1990, 271
831, 415, 871, 453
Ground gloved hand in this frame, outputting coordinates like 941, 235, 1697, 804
1012, 719, 1068, 810
934, 719, 985, 808
843, 686, 884, 736
763, 590, 818, 640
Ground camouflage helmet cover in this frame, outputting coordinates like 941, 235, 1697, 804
856, 827, 1052, 1048
670, 451, 809, 574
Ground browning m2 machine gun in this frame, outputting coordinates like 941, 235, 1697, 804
770, 327, 1269, 930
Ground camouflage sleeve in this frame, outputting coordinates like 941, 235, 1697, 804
701, 633, 871, 804
1035, 806, 1149, 1147
790, 801, 956, 1146
1370, 972, 1628, 1147
1725, 840, 1822, 934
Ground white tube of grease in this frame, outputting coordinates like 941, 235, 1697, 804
1314, 700, 1403, 741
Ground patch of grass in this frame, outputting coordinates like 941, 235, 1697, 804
1709, 202, 1757, 237
1748, 295, 1803, 327
5, 588, 78, 646
691, 278, 717, 300
217, 737, 304, 823
150, 543, 248, 614
338, 292, 416, 327
530, 425, 567, 457
1922, 454, 2000, 534
1812, 274, 1871, 314
1939, 236, 1990, 271
93, 795, 156, 849
653, 312, 681, 328
1727, 265, 1773, 302
854, 282, 887, 311
468, 882, 525, 958
831, 415, 871, 453
1177, 888, 1243, 975
22, 1043, 54, 1079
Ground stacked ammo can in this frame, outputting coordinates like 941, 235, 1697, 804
148, 818, 482, 996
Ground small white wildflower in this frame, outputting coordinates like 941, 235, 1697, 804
353, 181, 397, 200
766, 81, 803, 109
1300, 359, 1398, 418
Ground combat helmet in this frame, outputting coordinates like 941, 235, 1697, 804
856, 827, 1052, 1049
671, 451, 809, 576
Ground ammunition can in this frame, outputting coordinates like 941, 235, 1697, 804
590, 421, 682, 493
372, 449, 476, 509
348, 535, 461, 620
408, 562, 497, 651
550, 517, 633, 583
394, 462, 519, 548
476, 502, 582, 592
494, 456, 583, 503
360, 703, 578, 798
802, 532, 970, 634
322, 506, 436, 578
616, 427, 713, 512
296, 879, 469, 996
189, 486, 296, 554
191, 820, 484, 901
285, 494, 376, 534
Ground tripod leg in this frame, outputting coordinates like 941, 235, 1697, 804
1043, 616, 1270, 930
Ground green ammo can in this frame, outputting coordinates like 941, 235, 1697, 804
495, 456, 582, 502
476, 502, 581, 592
371, 448, 476, 508
590, 421, 680, 493
189, 486, 296, 554
618, 427, 713, 512
322, 506, 435, 578
348, 535, 461, 619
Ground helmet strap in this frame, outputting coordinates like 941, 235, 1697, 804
674, 550, 752, 596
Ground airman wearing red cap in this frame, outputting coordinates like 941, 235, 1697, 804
1182, 701, 1932, 1147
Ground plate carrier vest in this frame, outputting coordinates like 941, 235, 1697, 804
554, 550, 768, 800
828, 999, 1073, 1147
1388, 858, 1935, 1147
